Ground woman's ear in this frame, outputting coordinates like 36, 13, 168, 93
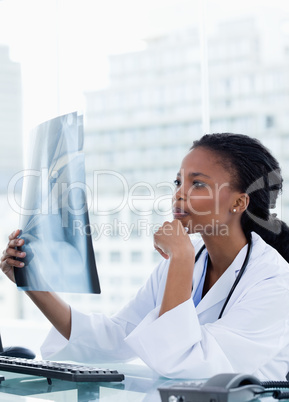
232, 194, 250, 213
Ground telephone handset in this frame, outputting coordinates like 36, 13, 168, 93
205, 372, 261, 389
158, 372, 288, 401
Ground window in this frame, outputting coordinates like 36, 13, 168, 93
265, 115, 275, 129
110, 251, 122, 263
131, 251, 142, 263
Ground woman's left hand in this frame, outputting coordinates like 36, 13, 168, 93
155, 220, 196, 316
153, 219, 195, 260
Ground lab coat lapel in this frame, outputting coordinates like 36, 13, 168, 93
195, 244, 249, 316
191, 236, 207, 300
191, 251, 207, 300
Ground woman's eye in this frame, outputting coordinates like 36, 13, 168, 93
174, 179, 181, 186
192, 181, 206, 188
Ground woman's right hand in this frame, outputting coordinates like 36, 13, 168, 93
0, 230, 72, 339
0, 229, 26, 283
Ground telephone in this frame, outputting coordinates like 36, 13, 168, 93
158, 373, 266, 402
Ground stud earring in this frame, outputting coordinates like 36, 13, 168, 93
233, 208, 237, 213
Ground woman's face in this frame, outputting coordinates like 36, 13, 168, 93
172, 146, 241, 235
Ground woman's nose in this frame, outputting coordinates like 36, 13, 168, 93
174, 186, 187, 201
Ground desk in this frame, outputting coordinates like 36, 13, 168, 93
0, 362, 171, 402
0, 363, 282, 402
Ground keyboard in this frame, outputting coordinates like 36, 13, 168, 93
0, 356, 125, 383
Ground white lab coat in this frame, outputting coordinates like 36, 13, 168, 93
41, 232, 289, 380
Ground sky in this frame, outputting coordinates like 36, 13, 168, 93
0, 0, 289, 135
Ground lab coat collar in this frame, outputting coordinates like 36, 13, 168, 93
193, 241, 250, 316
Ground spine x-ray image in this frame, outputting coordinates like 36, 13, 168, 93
15, 112, 101, 294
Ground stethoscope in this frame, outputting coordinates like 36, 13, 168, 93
194, 233, 253, 319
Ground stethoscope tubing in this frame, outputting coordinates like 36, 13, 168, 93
193, 234, 253, 319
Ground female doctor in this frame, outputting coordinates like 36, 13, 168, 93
2, 133, 289, 381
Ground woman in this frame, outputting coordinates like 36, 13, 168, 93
2, 133, 289, 380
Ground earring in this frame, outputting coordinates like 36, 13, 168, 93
233, 208, 236, 213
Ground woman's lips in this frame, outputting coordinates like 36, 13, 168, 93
173, 207, 189, 219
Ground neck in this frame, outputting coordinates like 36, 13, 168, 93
202, 228, 248, 276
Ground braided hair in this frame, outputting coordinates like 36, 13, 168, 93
191, 133, 289, 262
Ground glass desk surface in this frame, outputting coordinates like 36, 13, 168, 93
0, 361, 172, 402
0, 362, 281, 402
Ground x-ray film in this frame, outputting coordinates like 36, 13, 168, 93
15, 112, 101, 293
